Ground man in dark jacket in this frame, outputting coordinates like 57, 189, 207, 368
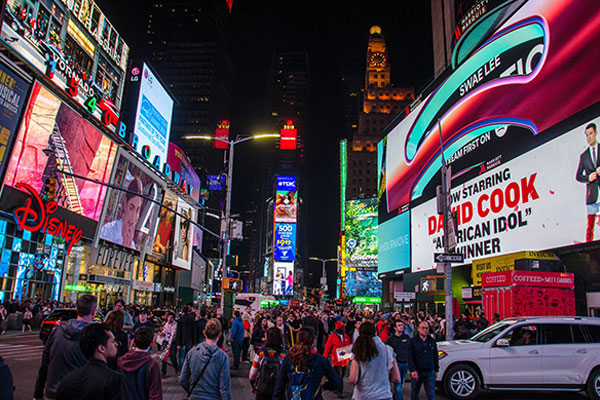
386, 320, 411, 400
230, 311, 244, 370
176, 306, 198, 371
408, 321, 439, 400
118, 326, 162, 400
0, 356, 14, 400
195, 309, 207, 344
34, 294, 97, 400
56, 323, 129, 400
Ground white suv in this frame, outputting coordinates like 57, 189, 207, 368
436, 317, 600, 399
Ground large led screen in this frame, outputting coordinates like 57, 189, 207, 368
273, 261, 294, 296
379, 1, 600, 273
274, 223, 296, 261
167, 142, 201, 202
98, 150, 165, 251
4, 83, 117, 220
152, 190, 178, 259
132, 63, 173, 170
275, 176, 297, 223
172, 197, 195, 270
344, 198, 381, 297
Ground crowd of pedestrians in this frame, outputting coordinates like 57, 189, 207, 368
0, 293, 494, 400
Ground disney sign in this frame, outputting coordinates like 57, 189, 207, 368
12, 183, 82, 255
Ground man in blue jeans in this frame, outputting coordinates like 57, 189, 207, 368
230, 310, 244, 370
386, 320, 411, 400
407, 321, 439, 400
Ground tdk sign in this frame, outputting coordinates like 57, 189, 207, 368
277, 176, 297, 191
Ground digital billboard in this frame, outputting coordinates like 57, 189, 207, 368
172, 197, 195, 270
343, 197, 381, 297
97, 149, 165, 252
167, 142, 201, 202
4, 83, 117, 221
152, 190, 178, 259
131, 63, 173, 171
379, 1, 600, 273
273, 261, 294, 296
1, 0, 129, 111
274, 223, 296, 261
275, 176, 297, 223
0, 60, 30, 181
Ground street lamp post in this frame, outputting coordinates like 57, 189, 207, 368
308, 257, 337, 308
184, 132, 279, 313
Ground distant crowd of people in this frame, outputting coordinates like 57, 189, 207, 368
0, 295, 495, 400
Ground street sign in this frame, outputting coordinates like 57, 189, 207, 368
394, 291, 416, 302
434, 253, 464, 263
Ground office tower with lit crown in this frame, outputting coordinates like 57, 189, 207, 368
347, 26, 414, 200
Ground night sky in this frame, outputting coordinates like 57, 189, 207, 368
96, 0, 433, 275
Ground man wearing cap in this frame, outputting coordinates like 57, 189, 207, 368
324, 320, 351, 398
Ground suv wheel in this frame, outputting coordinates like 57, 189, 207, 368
443, 364, 481, 400
587, 368, 600, 400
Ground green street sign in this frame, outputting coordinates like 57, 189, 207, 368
352, 296, 381, 304
65, 284, 88, 292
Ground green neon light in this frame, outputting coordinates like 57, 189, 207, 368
352, 296, 381, 304
340, 140, 347, 231
65, 284, 87, 292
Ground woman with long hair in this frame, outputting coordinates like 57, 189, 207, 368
273, 327, 341, 400
349, 321, 401, 400
105, 309, 129, 370
249, 327, 286, 400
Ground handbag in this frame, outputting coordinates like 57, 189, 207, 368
160, 347, 170, 362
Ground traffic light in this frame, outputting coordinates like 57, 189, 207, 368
47, 178, 57, 201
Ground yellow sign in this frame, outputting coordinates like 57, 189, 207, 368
67, 19, 96, 58
471, 251, 557, 286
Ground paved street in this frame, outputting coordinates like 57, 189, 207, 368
0, 332, 591, 400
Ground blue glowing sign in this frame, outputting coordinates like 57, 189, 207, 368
274, 223, 296, 261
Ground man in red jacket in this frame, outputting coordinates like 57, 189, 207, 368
118, 326, 163, 400
324, 320, 351, 398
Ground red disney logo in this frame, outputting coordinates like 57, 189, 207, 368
12, 183, 82, 255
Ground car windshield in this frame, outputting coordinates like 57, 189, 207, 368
470, 322, 515, 342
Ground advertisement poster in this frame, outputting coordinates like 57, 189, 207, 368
344, 197, 381, 297
172, 197, 195, 270
4, 83, 117, 220
0, 61, 29, 181
273, 261, 294, 296
274, 223, 296, 261
379, 1, 600, 274
152, 190, 178, 259
98, 150, 165, 251
167, 142, 201, 202
275, 176, 297, 223
133, 63, 173, 168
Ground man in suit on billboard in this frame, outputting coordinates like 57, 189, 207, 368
576, 122, 600, 241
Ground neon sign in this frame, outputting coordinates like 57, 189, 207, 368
12, 183, 83, 255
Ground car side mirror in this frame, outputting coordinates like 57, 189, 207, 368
496, 339, 510, 347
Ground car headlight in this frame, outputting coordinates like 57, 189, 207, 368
438, 350, 448, 360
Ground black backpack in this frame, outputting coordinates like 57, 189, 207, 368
256, 349, 281, 396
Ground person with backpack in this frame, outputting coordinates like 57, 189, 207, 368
249, 327, 286, 400
273, 327, 342, 400
180, 318, 231, 400
323, 320, 351, 398
349, 321, 401, 400
118, 326, 162, 400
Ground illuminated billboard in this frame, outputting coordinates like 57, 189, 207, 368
379, 1, 600, 273
167, 142, 201, 202
1, 0, 129, 110
129, 63, 173, 172
0, 60, 30, 181
4, 83, 117, 221
275, 176, 297, 223
152, 190, 178, 260
97, 149, 165, 252
273, 261, 294, 296
274, 223, 296, 261
343, 197, 381, 297
280, 121, 297, 150
172, 197, 195, 270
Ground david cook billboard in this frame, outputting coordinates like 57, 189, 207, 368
379, 1, 600, 273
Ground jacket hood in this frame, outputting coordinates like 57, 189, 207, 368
63, 319, 90, 340
118, 350, 152, 372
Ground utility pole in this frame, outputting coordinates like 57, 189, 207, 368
437, 119, 455, 341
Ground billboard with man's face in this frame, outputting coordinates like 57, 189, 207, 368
378, 0, 600, 274
97, 149, 165, 252
172, 197, 195, 270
